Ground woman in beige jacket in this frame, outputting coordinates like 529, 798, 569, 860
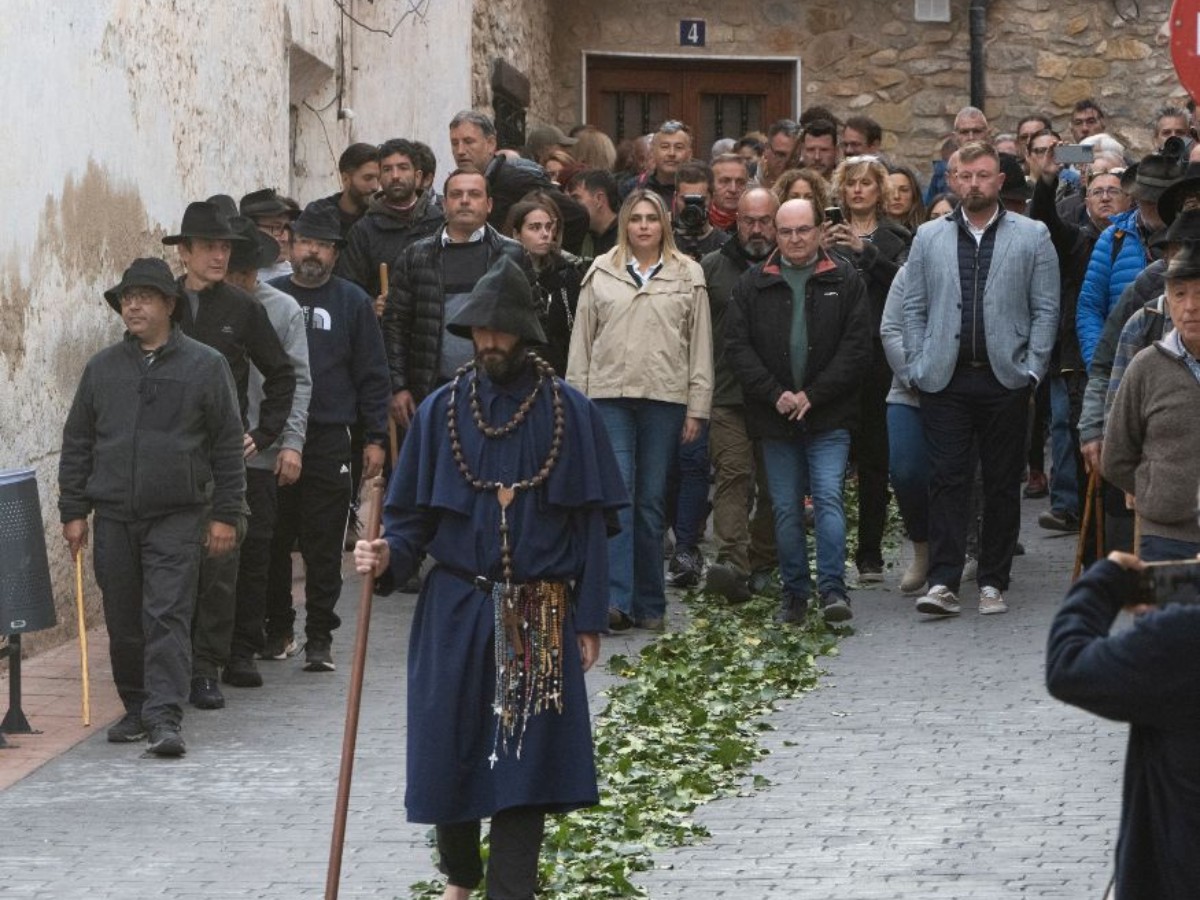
567, 189, 713, 631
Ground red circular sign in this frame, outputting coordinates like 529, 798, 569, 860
1171, 0, 1200, 100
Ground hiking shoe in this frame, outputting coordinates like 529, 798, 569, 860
916, 584, 961, 617
748, 567, 779, 597
668, 547, 703, 588
303, 640, 336, 672
222, 656, 263, 688
819, 591, 853, 623
107, 712, 147, 743
189, 676, 225, 710
856, 561, 884, 584
260, 632, 298, 660
146, 721, 186, 757
608, 608, 634, 632
773, 593, 809, 625
1023, 471, 1048, 498
1038, 509, 1080, 532
704, 563, 752, 603
979, 585, 1009, 615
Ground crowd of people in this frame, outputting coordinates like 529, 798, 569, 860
54, 97, 1200, 896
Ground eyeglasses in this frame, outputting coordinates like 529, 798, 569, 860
658, 119, 690, 135
1086, 187, 1124, 199
1028, 146, 1054, 156
777, 225, 818, 240
737, 215, 775, 228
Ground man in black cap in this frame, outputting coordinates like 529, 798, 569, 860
222, 217, 312, 679
354, 256, 626, 900
241, 188, 301, 281
264, 205, 390, 672
164, 200, 297, 709
58, 259, 245, 756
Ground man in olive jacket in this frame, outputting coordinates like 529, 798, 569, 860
726, 198, 871, 624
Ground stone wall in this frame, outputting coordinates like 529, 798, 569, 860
471, 0, 555, 133
549, 0, 1180, 179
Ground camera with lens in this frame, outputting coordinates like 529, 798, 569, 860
1162, 134, 1195, 165
675, 194, 709, 236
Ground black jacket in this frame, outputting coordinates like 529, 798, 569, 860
532, 252, 583, 376
701, 239, 766, 407
305, 192, 363, 241
382, 225, 533, 400
177, 278, 296, 451
830, 219, 910, 342
725, 248, 871, 440
58, 327, 245, 526
1047, 559, 1200, 900
484, 154, 589, 256
336, 191, 444, 297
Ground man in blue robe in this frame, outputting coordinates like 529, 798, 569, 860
355, 256, 627, 900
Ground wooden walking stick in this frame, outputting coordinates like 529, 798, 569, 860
325, 475, 385, 900
379, 262, 400, 469
1072, 470, 1098, 582
74, 549, 91, 726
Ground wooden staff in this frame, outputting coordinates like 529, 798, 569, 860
74, 550, 91, 726
325, 475, 385, 900
1072, 470, 1099, 582
380, 262, 400, 469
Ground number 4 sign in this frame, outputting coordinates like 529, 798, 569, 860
680, 19, 706, 47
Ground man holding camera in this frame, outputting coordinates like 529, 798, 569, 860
672, 161, 730, 263
1047, 547, 1200, 899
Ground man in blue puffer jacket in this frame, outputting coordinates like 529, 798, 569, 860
1076, 154, 1181, 366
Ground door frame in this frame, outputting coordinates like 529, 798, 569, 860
580, 51, 803, 126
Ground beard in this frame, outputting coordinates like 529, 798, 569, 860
743, 237, 774, 259
294, 256, 331, 285
477, 344, 528, 383
963, 190, 993, 213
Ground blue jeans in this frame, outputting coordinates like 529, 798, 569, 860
761, 428, 851, 600
596, 399, 686, 621
887, 403, 930, 543
1049, 375, 1080, 517
670, 421, 710, 550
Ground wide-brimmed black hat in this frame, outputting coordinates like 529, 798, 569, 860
290, 205, 346, 247
446, 257, 546, 343
1156, 161, 1200, 226
1165, 243, 1200, 280
228, 215, 281, 271
162, 201, 248, 246
103, 258, 183, 317
1161, 207, 1200, 245
1128, 153, 1185, 204
240, 188, 300, 220
998, 153, 1031, 201
206, 193, 239, 220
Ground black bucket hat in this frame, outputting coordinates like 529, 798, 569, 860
228, 215, 281, 271
1166, 243, 1200, 280
1162, 207, 1200, 244
103, 258, 183, 318
240, 188, 300, 220
162, 201, 248, 246
446, 256, 546, 343
1128, 153, 1185, 204
1155, 161, 1200, 226
290, 205, 346, 247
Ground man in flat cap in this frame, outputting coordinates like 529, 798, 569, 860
164, 200, 297, 710
355, 256, 626, 900
59, 258, 245, 756
263, 205, 390, 672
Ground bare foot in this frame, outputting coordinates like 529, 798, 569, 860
442, 885, 471, 900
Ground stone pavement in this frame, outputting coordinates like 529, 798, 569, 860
1, 499, 1125, 899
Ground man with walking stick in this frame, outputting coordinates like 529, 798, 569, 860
58, 258, 245, 756
354, 257, 627, 899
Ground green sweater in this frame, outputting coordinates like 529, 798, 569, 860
781, 259, 814, 389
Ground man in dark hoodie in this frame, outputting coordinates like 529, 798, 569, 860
701, 187, 780, 602
337, 138, 444, 303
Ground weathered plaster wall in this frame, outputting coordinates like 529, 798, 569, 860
0, 0, 471, 657
472, 0, 556, 131
550, 0, 1178, 177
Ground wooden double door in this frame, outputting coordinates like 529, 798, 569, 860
586, 56, 795, 150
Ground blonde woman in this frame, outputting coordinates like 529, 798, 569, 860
567, 189, 713, 631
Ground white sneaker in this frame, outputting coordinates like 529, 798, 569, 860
916, 584, 961, 617
979, 585, 1008, 615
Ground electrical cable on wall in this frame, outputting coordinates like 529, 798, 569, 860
332, 0, 431, 37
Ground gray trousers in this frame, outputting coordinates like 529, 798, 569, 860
93, 510, 207, 725
191, 513, 247, 678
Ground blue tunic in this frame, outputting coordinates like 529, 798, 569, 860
381, 365, 627, 824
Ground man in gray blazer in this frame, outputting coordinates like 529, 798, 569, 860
901, 141, 1060, 617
